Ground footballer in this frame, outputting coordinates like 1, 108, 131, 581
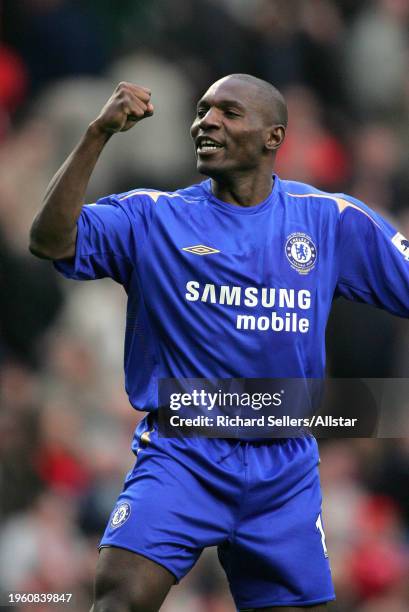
30, 74, 409, 611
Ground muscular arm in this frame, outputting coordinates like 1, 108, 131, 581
29, 127, 111, 259
29, 82, 154, 260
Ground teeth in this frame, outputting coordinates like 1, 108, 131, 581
198, 140, 223, 151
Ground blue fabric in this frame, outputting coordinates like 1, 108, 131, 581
55, 176, 409, 414
99, 419, 335, 609
54, 176, 409, 605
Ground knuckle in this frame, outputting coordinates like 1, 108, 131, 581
136, 88, 150, 101
119, 95, 132, 108
116, 81, 129, 92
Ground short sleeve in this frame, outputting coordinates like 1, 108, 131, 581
53, 194, 136, 287
336, 199, 409, 317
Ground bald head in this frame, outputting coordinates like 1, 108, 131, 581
221, 74, 288, 127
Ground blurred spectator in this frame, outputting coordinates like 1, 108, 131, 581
33, 401, 91, 496
344, 0, 409, 121
246, 0, 305, 90
143, 0, 248, 92
348, 122, 404, 213
0, 233, 63, 366
326, 297, 399, 378
275, 85, 349, 190
347, 495, 407, 601
0, 364, 44, 517
83, 0, 152, 55
2, 0, 108, 95
109, 52, 196, 188
0, 118, 57, 249
0, 44, 27, 112
0, 491, 87, 592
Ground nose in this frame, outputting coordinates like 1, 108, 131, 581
198, 107, 221, 130
190, 107, 221, 140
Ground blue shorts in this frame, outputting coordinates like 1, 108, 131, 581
100, 416, 335, 609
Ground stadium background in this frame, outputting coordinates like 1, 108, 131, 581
0, 0, 408, 610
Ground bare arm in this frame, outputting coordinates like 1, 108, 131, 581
29, 82, 154, 260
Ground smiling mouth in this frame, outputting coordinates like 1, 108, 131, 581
197, 139, 224, 154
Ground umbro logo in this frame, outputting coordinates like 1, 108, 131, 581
182, 245, 220, 255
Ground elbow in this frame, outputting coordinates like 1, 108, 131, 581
28, 224, 63, 259
29, 219, 76, 260
29, 218, 52, 259
28, 241, 53, 260
28, 227, 52, 259
29, 228, 62, 260
29, 231, 75, 260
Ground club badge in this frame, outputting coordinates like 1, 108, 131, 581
110, 502, 131, 529
285, 233, 317, 274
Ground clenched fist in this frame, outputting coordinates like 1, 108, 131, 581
91, 82, 154, 135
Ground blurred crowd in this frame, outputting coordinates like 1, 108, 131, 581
0, 1, 409, 610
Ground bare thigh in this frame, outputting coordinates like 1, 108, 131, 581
91, 546, 176, 612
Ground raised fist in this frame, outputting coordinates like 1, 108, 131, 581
92, 82, 154, 134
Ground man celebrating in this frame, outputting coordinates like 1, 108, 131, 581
30, 74, 409, 611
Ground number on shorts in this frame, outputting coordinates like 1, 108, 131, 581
316, 513, 328, 557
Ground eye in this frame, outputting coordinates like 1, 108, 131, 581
224, 110, 241, 118
196, 108, 207, 118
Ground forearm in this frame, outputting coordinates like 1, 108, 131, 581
29, 123, 111, 259
30, 81, 153, 259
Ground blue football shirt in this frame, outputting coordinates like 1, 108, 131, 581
55, 176, 409, 411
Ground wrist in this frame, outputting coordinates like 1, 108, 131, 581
86, 121, 113, 143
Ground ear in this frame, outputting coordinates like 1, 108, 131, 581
265, 125, 286, 152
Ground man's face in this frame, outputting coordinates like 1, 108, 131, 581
190, 78, 271, 178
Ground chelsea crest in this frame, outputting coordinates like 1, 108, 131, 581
285, 233, 317, 275
110, 502, 131, 529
